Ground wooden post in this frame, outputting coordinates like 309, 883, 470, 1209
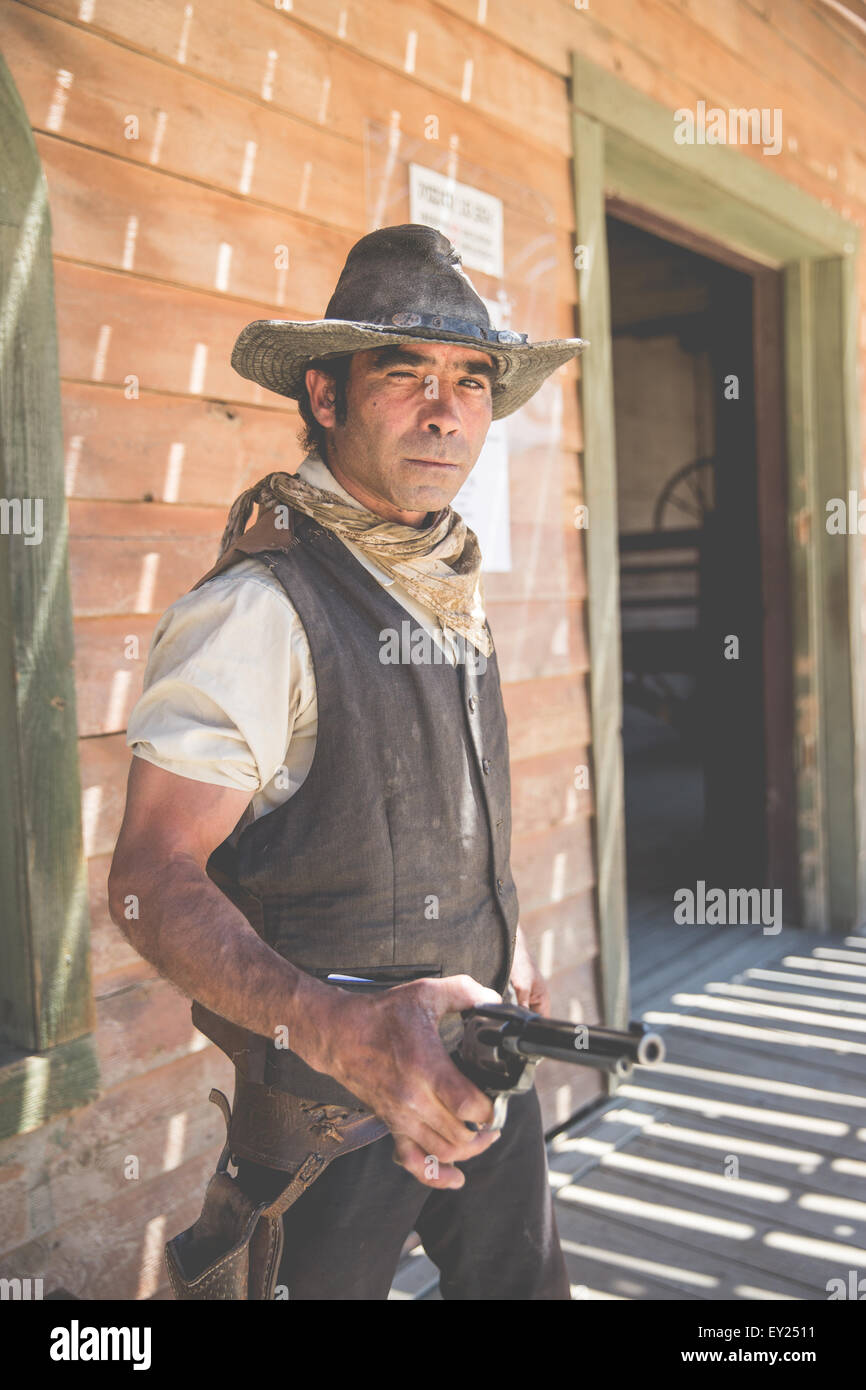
572, 110, 631, 1046
0, 53, 94, 1061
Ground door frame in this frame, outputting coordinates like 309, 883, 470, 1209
571, 54, 863, 1032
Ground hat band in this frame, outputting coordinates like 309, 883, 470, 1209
354, 310, 528, 344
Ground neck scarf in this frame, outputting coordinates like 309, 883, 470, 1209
219, 467, 493, 657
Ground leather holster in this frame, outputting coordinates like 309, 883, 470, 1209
165, 1085, 387, 1300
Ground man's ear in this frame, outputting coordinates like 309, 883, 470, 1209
305, 366, 338, 427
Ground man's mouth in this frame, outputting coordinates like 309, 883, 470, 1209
405, 457, 461, 468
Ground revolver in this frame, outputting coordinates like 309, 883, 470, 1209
454, 1002, 665, 1130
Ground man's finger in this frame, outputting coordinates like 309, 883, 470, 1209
423, 974, 501, 1019
391, 1133, 497, 1190
429, 1056, 496, 1130
389, 1091, 500, 1161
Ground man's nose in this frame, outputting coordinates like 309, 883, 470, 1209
420, 382, 462, 434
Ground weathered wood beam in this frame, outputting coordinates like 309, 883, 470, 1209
0, 53, 94, 1060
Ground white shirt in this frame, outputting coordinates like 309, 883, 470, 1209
127, 452, 476, 825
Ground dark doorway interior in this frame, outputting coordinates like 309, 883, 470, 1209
606, 212, 796, 980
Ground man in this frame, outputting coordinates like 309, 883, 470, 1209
109, 223, 587, 1300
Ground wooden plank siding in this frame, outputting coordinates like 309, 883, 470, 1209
0, 0, 596, 1299
0, 0, 863, 1301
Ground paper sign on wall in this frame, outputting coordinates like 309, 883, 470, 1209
451, 295, 511, 573
452, 418, 511, 573
409, 164, 504, 278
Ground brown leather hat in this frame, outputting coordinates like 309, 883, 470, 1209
231, 224, 588, 420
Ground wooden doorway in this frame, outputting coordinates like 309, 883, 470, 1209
606, 209, 798, 985
572, 54, 863, 1047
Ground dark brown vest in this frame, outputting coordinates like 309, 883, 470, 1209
189, 506, 519, 1109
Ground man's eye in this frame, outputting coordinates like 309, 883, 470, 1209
385, 371, 488, 389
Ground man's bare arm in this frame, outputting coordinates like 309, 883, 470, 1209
108, 755, 501, 1188
108, 755, 317, 1039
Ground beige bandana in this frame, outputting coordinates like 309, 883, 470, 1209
219, 468, 493, 658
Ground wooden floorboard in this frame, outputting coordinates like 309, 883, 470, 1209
623, 1038, 866, 1121
558, 1169, 864, 1284
638, 1014, 866, 1080
554, 1205, 810, 1300
561, 1246, 706, 1299
743, 965, 866, 996
550, 921, 866, 1301
583, 1134, 866, 1240
573, 1107, 863, 1198
629, 919, 817, 1014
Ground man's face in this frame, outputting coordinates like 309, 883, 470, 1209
306, 342, 497, 524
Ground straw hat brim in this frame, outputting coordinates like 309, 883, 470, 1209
231, 319, 589, 421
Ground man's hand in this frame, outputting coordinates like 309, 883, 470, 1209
293, 974, 503, 1192
509, 925, 550, 1016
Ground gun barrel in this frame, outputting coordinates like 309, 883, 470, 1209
634, 1031, 665, 1066
505, 1037, 635, 1076
490, 1016, 665, 1075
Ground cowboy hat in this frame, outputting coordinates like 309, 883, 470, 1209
231, 224, 588, 420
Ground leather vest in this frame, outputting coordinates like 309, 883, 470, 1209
189, 506, 520, 1110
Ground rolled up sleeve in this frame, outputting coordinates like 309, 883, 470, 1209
127, 560, 315, 794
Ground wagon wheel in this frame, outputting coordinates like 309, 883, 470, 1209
630, 456, 714, 741
623, 670, 685, 730
652, 456, 715, 532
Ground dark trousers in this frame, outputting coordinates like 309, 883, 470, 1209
235, 1086, 571, 1300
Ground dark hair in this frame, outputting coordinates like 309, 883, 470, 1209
296, 354, 354, 458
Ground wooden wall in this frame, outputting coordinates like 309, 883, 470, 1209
0, 0, 593, 1300
0, 0, 863, 1300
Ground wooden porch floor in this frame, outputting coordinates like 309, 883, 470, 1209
390, 909, 866, 1300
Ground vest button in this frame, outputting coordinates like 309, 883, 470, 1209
468, 694, 478, 712
482, 757, 491, 774
496, 877, 504, 895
